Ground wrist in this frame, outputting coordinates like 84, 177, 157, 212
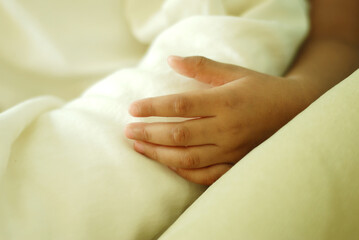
285, 75, 320, 109
276, 77, 312, 123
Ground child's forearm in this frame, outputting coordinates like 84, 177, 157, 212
286, 38, 359, 107
285, 0, 359, 107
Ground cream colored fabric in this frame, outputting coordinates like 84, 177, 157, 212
159, 69, 359, 240
0, 0, 147, 110
0, 0, 309, 239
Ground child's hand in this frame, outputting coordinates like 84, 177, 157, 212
125, 56, 307, 185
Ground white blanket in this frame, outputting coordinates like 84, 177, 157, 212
0, 0, 309, 239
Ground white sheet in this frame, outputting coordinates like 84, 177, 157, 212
0, 0, 309, 239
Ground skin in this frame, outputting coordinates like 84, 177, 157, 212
125, 0, 359, 186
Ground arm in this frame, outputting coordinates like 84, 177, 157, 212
286, 0, 359, 105
126, 0, 359, 185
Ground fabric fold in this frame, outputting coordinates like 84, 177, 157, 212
0, 0, 309, 239
0, 96, 63, 180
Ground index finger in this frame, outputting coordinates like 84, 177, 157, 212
129, 90, 218, 118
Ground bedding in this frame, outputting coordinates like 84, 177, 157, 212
0, 0, 309, 239
159, 69, 359, 240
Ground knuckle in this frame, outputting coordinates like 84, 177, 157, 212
192, 57, 206, 79
143, 101, 155, 116
149, 148, 158, 161
173, 96, 191, 115
194, 56, 206, 69
223, 95, 238, 109
181, 152, 200, 168
224, 120, 243, 135
141, 128, 151, 141
215, 121, 229, 133
172, 125, 191, 145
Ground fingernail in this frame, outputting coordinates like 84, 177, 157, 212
125, 126, 134, 139
129, 103, 141, 116
126, 126, 143, 139
168, 166, 178, 172
168, 55, 184, 64
134, 141, 145, 154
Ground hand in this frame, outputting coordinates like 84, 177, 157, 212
125, 56, 307, 185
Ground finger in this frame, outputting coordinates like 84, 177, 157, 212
173, 164, 232, 186
129, 90, 218, 117
168, 56, 252, 86
133, 141, 231, 169
125, 118, 218, 146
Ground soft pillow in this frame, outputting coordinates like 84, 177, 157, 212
159, 69, 359, 240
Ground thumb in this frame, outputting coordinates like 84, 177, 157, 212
168, 56, 251, 86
